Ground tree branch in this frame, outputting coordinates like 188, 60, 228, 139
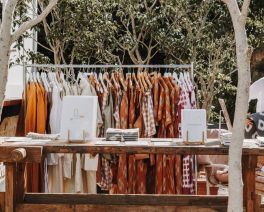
11, 0, 58, 43
241, 0, 250, 24
221, 0, 230, 4
27, 34, 53, 53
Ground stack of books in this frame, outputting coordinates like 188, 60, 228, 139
106, 128, 139, 142
220, 132, 232, 146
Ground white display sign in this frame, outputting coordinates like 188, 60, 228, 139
60, 96, 97, 141
181, 109, 207, 143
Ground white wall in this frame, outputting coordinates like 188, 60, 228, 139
5, 38, 34, 99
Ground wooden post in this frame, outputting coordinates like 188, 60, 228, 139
4, 148, 27, 212
242, 155, 257, 212
16, 163, 26, 203
4, 163, 15, 212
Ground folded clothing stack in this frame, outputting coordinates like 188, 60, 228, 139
220, 132, 232, 146
106, 128, 139, 142
257, 136, 264, 147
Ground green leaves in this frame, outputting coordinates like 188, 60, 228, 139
13, 0, 264, 121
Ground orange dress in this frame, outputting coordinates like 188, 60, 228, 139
25, 83, 37, 192
117, 90, 128, 193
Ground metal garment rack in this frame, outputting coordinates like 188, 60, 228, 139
23, 63, 194, 81
22, 62, 198, 194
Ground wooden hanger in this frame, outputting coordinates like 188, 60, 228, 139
118, 69, 127, 91
103, 72, 113, 88
126, 72, 133, 88
99, 71, 107, 92
140, 70, 148, 91
137, 70, 145, 91
144, 69, 152, 89
111, 70, 120, 90
132, 71, 140, 89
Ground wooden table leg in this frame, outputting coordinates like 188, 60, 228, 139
16, 163, 26, 203
255, 194, 262, 211
242, 155, 257, 212
4, 163, 15, 212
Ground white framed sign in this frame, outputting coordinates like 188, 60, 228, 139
60, 96, 97, 141
181, 109, 207, 143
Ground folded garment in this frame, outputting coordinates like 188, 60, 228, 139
27, 132, 60, 140
257, 137, 264, 147
106, 128, 139, 141
220, 132, 232, 146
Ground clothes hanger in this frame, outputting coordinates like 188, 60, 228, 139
164, 68, 168, 77
167, 68, 172, 77
103, 71, 113, 88
158, 67, 161, 78
186, 71, 193, 86
184, 71, 192, 91
36, 70, 42, 84
172, 70, 180, 84
54, 71, 62, 90
32, 70, 37, 82
60, 71, 71, 93
97, 69, 104, 93
140, 68, 148, 91
144, 68, 152, 89
137, 69, 145, 91
132, 68, 140, 89
44, 70, 53, 91
179, 71, 190, 91
111, 69, 120, 90
40, 72, 47, 89
126, 68, 133, 88
118, 68, 127, 91
27, 70, 33, 83
77, 71, 83, 82
47, 71, 54, 83
93, 68, 99, 84
99, 70, 107, 92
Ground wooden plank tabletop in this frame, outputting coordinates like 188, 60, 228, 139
0, 138, 262, 156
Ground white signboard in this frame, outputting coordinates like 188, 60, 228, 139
60, 96, 97, 141
182, 109, 207, 143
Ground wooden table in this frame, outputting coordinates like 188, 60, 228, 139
0, 138, 262, 212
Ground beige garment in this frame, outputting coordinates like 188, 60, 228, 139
63, 154, 77, 193
81, 154, 98, 194
80, 78, 100, 194
48, 156, 63, 193
75, 153, 83, 193
63, 154, 73, 179
63, 154, 85, 194
84, 171, 97, 194
63, 84, 85, 193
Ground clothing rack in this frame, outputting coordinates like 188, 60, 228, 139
23, 63, 194, 81
22, 62, 198, 194
23, 62, 194, 106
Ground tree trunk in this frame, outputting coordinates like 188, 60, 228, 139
0, 0, 18, 119
228, 28, 250, 212
224, 1, 251, 211
0, 41, 11, 120
0, 0, 58, 119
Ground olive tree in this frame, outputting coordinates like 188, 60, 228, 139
0, 0, 58, 118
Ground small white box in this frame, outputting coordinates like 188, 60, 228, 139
182, 109, 207, 143
60, 96, 97, 141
